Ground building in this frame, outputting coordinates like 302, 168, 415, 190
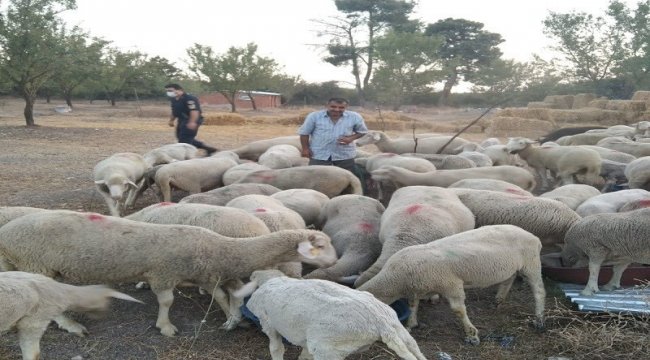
199, 91, 282, 109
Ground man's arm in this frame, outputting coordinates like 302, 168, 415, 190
186, 109, 200, 130
300, 135, 311, 158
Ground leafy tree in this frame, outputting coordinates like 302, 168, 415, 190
98, 48, 148, 106
0, 0, 76, 126
135, 56, 182, 98
371, 29, 441, 110
424, 18, 504, 106
315, 0, 415, 106
607, 0, 650, 90
187, 42, 282, 112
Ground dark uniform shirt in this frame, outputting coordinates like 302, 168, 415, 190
170, 93, 203, 124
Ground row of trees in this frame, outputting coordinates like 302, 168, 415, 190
0, 0, 648, 125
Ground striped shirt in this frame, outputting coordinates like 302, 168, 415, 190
298, 110, 368, 161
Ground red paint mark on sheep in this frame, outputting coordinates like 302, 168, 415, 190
86, 213, 105, 221
255, 208, 267, 213
405, 204, 422, 215
637, 199, 650, 207
157, 202, 174, 206
505, 188, 526, 195
358, 222, 374, 232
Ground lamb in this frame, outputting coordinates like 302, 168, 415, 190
451, 188, 581, 249
226, 194, 306, 232
539, 184, 601, 210
179, 183, 281, 206
480, 145, 523, 166
355, 131, 469, 154
454, 143, 493, 167
578, 145, 636, 164
0, 271, 142, 360
575, 189, 650, 216
506, 137, 601, 189
448, 179, 533, 197
354, 186, 475, 288
0, 206, 49, 228
596, 137, 650, 157
357, 225, 545, 344
235, 269, 427, 360
222, 162, 271, 186
154, 151, 239, 202
231, 135, 301, 161
143, 143, 198, 167
538, 126, 606, 144
624, 157, 650, 191
561, 208, 650, 295
304, 195, 385, 282
618, 198, 650, 212
270, 189, 330, 227
235, 165, 363, 198
554, 132, 617, 146
258, 144, 306, 169
480, 137, 501, 147
401, 153, 476, 169
370, 165, 536, 192
93, 152, 149, 216
0, 211, 337, 337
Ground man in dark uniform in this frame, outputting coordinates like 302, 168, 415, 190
165, 83, 218, 155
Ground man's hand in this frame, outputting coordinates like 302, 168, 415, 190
186, 122, 198, 130
301, 148, 311, 158
168, 119, 175, 127
337, 136, 352, 145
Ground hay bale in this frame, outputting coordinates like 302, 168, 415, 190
527, 101, 555, 109
548, 109, 626, 126
542, 95, 575, 109
605, 100, 646, 112
203, 113, 246, 126
485, 116, 555, 138
587, 99, 609, 109
631, 91, 650, 102
495, 107, 552, 121
367, 121, 405, 131
572, 93, 598, 109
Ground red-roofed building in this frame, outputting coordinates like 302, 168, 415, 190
199, 91, 282, 109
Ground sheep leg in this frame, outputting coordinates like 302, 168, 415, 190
446, 288, 479, 345
581, 257, 606, 296
520, 267, 546, 330
298, 347, 314, 360
152, 287, 178, 336
158, 179, 173, 202
260, 323, 285, 360
198, 283, 232, 324
406, 295, 420, 329
17, 319, 49, 360
220, 280, 245, 331
602, 262, 631, 291
535, 168, 550, 189
557, 171, 575, 186
125, 178, 146, 208
494, 274, 517, 308
53, 314, 88, 337
97, 188, 120, 216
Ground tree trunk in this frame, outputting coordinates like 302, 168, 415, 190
45, 94, 51, 104
110, 97, 116, 106
248, 92, 258, 110
64, 90, 73, 108
438, 72, 458, 107
23, 94, 36, 126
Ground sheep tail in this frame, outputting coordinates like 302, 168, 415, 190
381, 326, 427, 360
348, 174, 364, 195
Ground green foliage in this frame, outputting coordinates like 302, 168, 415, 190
285, 81, 358, 106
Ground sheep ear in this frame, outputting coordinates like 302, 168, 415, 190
125, 180, 138, 188
109, 291, 144, 304
94, 180, 106, 185
232, 280, 259, 298
297, 240, 318, 259
525, 139, 538, 144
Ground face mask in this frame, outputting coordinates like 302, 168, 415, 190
166, 91, 176, 97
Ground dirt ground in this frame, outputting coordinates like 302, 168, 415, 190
0, 98, 647, 360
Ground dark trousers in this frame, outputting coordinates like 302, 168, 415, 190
176, 122, 209, 150
308, 157, 357, 173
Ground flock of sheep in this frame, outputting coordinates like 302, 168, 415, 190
2, 121, 650, 360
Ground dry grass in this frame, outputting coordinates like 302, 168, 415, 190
486, 116, 555, 138
631, 91, 650, 102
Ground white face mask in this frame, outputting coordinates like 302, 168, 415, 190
166, 90, 176, 97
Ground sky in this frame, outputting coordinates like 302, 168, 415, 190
58, 0, 641, 85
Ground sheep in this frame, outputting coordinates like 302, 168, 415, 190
539, 184, 602, 210
453, 143, 493, 167
635, 121, 650, 137
143, 143, 198, 167
304, 194, 385, 282
481, 145, 524, 166
451, 188, 581, 249
370, 165, 536, 192
553, 132, 618, 146
480, 137, 501, 147
222, 162, 271, 186
231, 135, 301, 161
357, 225, 545, 344
154, 151, 239, 202
269, 189, 330, 227
179, 183, 281, 206
575, 189, 650, 216
561, 208, 650, 295
0, 271, 142, 360
599, 159, 629, 191
258, 144, 306, 169
0, 206, 50, 228
0, 211, 337, 337
506, 137, 601, 189
235, 165, 363, 198
618, 198, 650, 212
354, 186, 475, 288
578, 145, 636, 164
538, 126, 606, 144
226, 194, 306, 232
596, 137, 650, 157
355, 131, 470, 154
624, 157, 650, 191
587, 125, 637, 138
401, 152, 476, 169
235, 270, 427, 360
93, 152, 149, 216
448, 179, 533, 197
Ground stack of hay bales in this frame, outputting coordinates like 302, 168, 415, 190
632, 91, 650, 121
572, 93, 598, 109
586, 97, 610, 109
203, 112, 247, 126
485, 116, 555, 138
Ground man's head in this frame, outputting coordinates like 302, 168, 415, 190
326, 97, 348, 119
165, 83, 184, 98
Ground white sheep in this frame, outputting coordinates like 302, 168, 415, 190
539, 184, 602, 210
454, 143, 493, 167
235, 165, 362, 198
235, 269, 427, 360
231, 136, 301, 161
357, 225, 546, 344
258, 144, 306, 169
401, 153, 476, 169
624, 156, 650, 191
226, 194, 306, 232
0, 271, 142, 360
270, 189, 330, 227
578, 145, 637, 164
451, 188, 581, 249
179, 183, 282, 206
143, 143, 198, 167
355, 131, 470, 154
354, 186, 475, 289
480, 137, 501, 147
506, 137, 601, 189
0, 206, 49, 228
154, 151, 239, 202
0, 211, 337, 337
304, 194, 385, 282
561, 208, 650, 295
222, 162, 271, 186
371, 165, 536, 192
480, 145, 523, 166
596, 136, 650, 157
618, 198, 650, 212
575, 189, 650, 216
93, 152, 149, 216
448, 179, 534, 197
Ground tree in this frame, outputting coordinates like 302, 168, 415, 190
315, 0, 415, 106
135, 56, 182, 98
371, 29, 441, 110
98, 48, 148, 106
187, 42, 281, 112
424, 18, 504, 106
0, 0, 76, 126
607, 0, 650, 90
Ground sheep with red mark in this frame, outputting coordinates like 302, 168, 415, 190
93, 152, 149, 216
448, 179, 533, 197
539, 184, 602, 210
179, 183, 281, 206
257, 144, 306, 169
222, 162, 271, 186
304, 195, 385, 282
619, 198, 650, 212
575, 189, 650, 216
0, 211, 337, 337
0, 206, 50, 228
226, 194, 306, 232
270, 189, 330, 227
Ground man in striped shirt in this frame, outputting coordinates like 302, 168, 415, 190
298, 97, 368, 173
